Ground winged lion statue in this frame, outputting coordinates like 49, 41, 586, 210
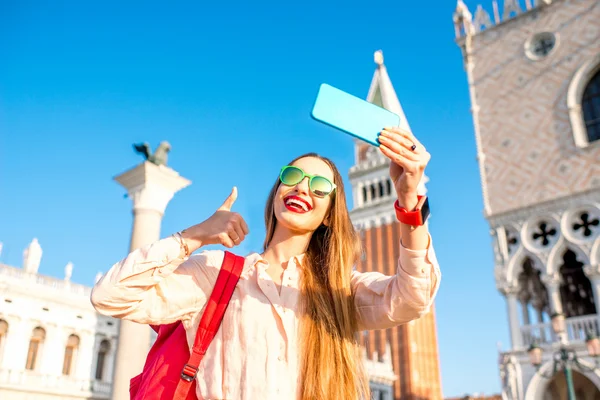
133, 141, 171, 166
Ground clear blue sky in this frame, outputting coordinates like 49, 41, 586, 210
0, 0, 510, 397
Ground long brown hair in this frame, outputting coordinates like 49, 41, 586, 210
263, 153, 370, 400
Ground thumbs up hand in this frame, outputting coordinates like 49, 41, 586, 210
180, 187, 250, 251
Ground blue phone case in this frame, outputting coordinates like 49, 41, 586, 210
310, 83, 400, 147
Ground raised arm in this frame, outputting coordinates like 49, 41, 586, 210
91, 187, 249, 325
351, 235, 441, 331
352, 126, 441, 330
91, 238, 225, 325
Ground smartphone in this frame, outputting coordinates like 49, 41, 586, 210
310, 83, 401, 147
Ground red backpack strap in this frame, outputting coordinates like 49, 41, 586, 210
173, 251, 245, 399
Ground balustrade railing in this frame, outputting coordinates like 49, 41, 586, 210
520, 314, 599, 347
566, 314, 600, 342
521, 320, 556, 347
0, 368, 111, 396
0, 263, 91, 296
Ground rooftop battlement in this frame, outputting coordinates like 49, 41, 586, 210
453, 0, 552, 38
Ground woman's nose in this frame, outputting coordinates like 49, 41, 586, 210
294, 177, 310, 194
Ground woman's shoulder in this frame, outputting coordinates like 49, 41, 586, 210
181, 250, 259, 283
188, 249, 226, 269
188, 249, 255, 270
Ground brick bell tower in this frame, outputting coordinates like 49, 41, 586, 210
349, 50, 443, 400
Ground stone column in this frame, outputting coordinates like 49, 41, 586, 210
541, 274, 564, 344
357, 182, 364, 207
39, 322, 60, 375
366, 180, 373, 203
541, 273, 564, 316
111, 161, 191, 400
4, 317, 27, 370
76, 331, 95, 380
501, 285, 522, 350
520, 300, 530, 325
584, 264, 600, 317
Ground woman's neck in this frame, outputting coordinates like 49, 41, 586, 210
262, 225, 312, 269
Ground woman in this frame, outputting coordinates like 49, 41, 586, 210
91, 126, 441, 400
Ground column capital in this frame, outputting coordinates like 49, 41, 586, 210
497, 282, 520, 296
584, 264, 600, 280
114, 162, 191, 214
540, 273, 562, 287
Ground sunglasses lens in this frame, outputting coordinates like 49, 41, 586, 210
310, 176, 334, 197
280, 166, 304, 186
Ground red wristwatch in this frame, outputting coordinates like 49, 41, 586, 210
394, 196, 430, 226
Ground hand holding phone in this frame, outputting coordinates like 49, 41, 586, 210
310, 83, 401, 147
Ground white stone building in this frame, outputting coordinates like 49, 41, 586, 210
0, 238, 117, 400
453, 0, 600, 398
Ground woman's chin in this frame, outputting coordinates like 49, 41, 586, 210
275, 213, 320, 235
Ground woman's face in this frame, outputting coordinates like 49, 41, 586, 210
273, 157, 335, 234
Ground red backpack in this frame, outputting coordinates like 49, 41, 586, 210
129, 251, 245, 400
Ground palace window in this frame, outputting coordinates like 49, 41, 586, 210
95, 339, 111, 380
62, 334, 80, 376
567, 54, 600, 147
26, 327, 46, 370
582, 69, 600, 143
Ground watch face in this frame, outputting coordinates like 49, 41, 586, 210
421, 197, 430, 223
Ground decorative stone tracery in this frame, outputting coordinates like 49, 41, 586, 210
493, 197, 600, 350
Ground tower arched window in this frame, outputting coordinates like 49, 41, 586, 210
62, 334, 80, 376
370, 185, 376, 200
26, 327, 46, 371
0, 319, 8, 364
95, 339, 111, 380
362, 186, 368, 204
378, 181, 385, 197
582, 69, 600, 143
386, 179, 392, 196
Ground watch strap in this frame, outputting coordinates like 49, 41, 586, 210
394, 196, 428, 226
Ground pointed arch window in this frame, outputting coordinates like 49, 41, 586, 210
567, 55, 600, 147
95, 339, 111, 380
559, 249, 595, 318
582, 69, 600, 143
517, 257, 550, 323
26, 327, 46, 370
62, 334, 80, 376
0, 320, 8, 364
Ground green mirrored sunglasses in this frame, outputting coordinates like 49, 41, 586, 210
279, 165, 337, 197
